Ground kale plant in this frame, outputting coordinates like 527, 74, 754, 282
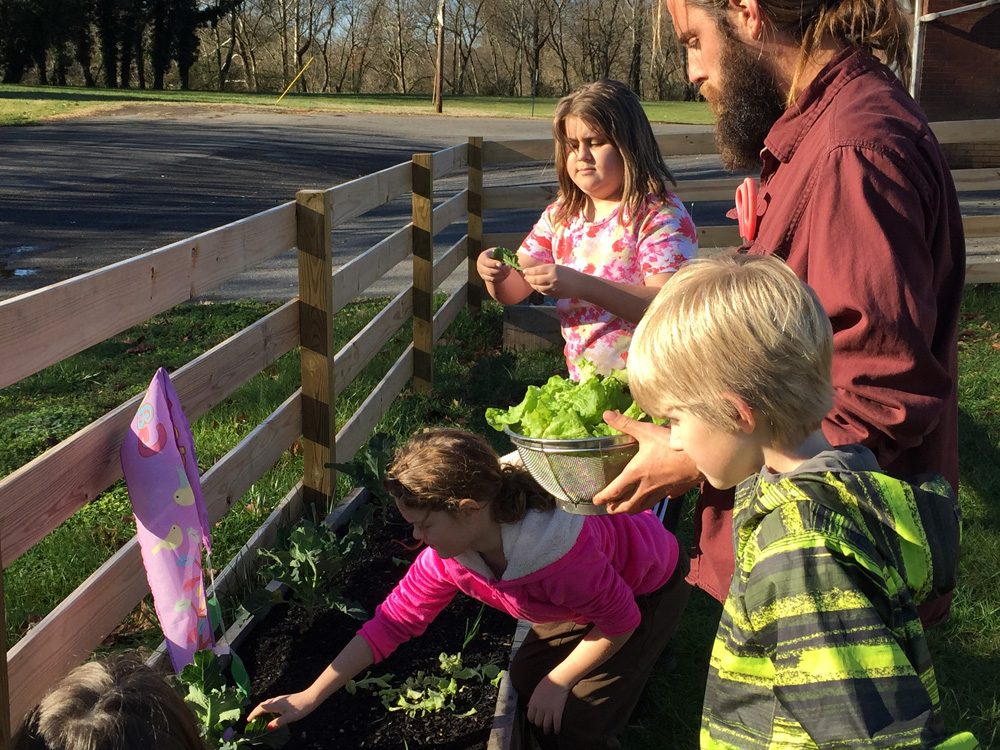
177, 649, 289, 749
327, 431, 397, 521
255, 518, 367, 629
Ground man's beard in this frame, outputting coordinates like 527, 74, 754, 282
705, 24, 786, 172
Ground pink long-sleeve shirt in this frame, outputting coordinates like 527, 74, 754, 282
359, 509, 679, 662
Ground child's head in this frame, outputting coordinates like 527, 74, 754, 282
13, 654, 205, 750
552, 79, 675, 224
383, 428, 553, 525
629, 252, 833, 451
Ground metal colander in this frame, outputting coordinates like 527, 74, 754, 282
504, 428, 638, 515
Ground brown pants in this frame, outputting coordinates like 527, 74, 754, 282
509, 550, 692, 750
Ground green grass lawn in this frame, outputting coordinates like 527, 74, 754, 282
2, 288, 999, 747
0, 83, 714, 127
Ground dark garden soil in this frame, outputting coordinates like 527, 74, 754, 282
241, 511, 518, 750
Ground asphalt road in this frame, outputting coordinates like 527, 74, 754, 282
0, 104, 723, 302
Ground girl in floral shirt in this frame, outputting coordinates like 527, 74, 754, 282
478, 78, 698, 380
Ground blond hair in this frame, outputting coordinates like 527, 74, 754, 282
552, 79, 676, 226
384, 428, 554, 524
628, 253, 833, 448
687, 0, 910, 105
13, 654, 205, 750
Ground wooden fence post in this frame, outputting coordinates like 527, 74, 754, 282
296, 189, 337, 513
467, 137, 484, 317
412, 153, 434, 395
0, 533, 10, 746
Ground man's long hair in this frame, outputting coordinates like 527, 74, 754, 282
686, 0, 910, 104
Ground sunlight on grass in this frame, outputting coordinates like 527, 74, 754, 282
0, 83, 714, 127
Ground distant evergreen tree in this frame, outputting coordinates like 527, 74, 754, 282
0, 0, 49, 83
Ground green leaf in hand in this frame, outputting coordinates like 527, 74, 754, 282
492, 247, 522, 271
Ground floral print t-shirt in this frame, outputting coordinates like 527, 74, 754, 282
519, 192, 697, 380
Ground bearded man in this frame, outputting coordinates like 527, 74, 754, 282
595, 0, 966, 628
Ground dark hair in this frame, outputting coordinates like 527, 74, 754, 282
383, 428, 554, 524
552, 79, 676, 226
687, 0, 910, 102
13, 654, 206, 750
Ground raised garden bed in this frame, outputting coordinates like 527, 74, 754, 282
227, 489, 523, 750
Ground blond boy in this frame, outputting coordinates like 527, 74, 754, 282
628, 253, 974, 748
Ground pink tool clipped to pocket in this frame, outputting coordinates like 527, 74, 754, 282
735, 177, 759, 242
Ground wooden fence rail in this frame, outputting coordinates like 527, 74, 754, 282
1, 119, 996, 742
0, 141, 472, 738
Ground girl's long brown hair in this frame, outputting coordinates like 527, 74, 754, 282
552, 79, 676, 226
383, 428, 554, 523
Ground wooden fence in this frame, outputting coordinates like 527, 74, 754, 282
0, 120, 997, 743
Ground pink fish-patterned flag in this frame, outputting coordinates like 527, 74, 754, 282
121, 367, 214, 673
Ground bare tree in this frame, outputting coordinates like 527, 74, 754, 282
325, 0, 384, 92
579, 0, 625, 81
378, 0, 419, 92
447, 0, 491, 94
544, 0, 576, 94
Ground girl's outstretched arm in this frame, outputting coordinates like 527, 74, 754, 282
526, 625, 634, 735
477, 248, 534, 305
246, 634, 374, 729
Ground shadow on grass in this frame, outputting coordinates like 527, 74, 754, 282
0, 88, 153, 103
958, 406, 1000, 530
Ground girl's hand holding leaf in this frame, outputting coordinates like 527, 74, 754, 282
247, 690, 320, 729
492, 246, 523, 270
477, 248, 513, 285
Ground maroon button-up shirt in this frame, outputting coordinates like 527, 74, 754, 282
689, 48, 966, 618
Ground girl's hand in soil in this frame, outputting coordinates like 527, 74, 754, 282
526, 676, 571, 735
248, 634, 375, 729
247, 691, 320, 728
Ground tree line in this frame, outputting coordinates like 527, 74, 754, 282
0, 0, 698, 100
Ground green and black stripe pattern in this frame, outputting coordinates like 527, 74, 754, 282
701, 468, 978, 749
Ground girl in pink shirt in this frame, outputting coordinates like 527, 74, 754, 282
248, 428, 691, 749
478, 79, 697, 380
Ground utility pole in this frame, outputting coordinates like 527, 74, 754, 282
433, 0, 445, 112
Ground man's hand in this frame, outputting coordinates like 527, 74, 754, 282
246, 691, 319, 729
593, 410, 702, 513
526, 675, 571, 735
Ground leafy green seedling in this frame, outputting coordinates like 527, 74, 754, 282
255, 518, 367, 629
347, 652, 503, 718
328, 431, 397, 520
492, 247, 522, 271
462, 603, 486, 651
178, 650, 289, 748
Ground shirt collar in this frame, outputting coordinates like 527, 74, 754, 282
762, 48, 879, 167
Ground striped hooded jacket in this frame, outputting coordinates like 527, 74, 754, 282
701, 446, 976, 749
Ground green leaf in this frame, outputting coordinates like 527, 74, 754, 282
180, 650, 227, 695
485, 362, 651, 438
207, 595, 224, 638
492, 246, 523, 270
229, 650, 251, 698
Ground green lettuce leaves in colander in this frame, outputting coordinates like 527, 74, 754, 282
492, 246, 522, 271
486, 360, 648, 439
